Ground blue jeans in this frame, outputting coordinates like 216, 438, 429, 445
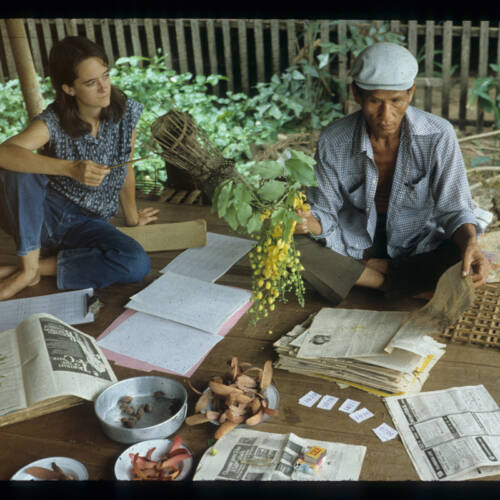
0, 169, 150, 290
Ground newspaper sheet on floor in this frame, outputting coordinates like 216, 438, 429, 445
193, 428, 366, 481
384, 384, 500, 480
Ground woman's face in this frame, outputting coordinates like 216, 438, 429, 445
62, 57, 111, 111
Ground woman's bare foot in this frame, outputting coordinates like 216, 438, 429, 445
0, 265, 18, 280
0, 268, 40, 300
0, 249, 42, 300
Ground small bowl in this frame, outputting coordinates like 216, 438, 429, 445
11, 457, 88, 481
206, 384, 280, 427
114, 438, 193, 480
95, 376, 187, 444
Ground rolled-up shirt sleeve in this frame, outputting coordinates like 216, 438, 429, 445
430, 121, 480, 239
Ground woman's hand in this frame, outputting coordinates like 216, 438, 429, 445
70, 160, 110, 187
135, 207, 160, 226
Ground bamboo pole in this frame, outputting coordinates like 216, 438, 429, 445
5, 19, 43, 120
458, 129, 500, 143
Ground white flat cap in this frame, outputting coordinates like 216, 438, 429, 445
351, 42, 418, 91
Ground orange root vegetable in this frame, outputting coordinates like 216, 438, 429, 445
214, 420, 239, 440
25, 465, 74, 481
128, 440, 191, 481
260, 360, 273, 391
194, 390, 213, 413
186, 358, 278, 441
245, 409, 264, 426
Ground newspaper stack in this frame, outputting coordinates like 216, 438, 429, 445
273, 308, 445, 396
274, 262, 476, 397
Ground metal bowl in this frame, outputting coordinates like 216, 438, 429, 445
94, 376, 188, 444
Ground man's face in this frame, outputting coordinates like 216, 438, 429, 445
354, 85, 416, 138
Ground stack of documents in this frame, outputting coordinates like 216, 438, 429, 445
274, 263, 476, 396
97, 233, 254, 377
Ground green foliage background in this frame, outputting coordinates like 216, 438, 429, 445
0, 21, 413, 192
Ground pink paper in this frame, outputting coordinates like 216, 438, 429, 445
97, 300, 252, 378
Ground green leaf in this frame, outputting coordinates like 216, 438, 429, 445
233, 182, 253, 204
269, 104, 282, 120
302, 64, 319, 78
224, 205, 240, 231
288, 149, 316, 167
291, 70, 306, 80
257, 180, 286, 202
236, 201, 253, 226
317, 53, 330, 69
250, 161, 284, 179
471, 156, 492, 167
216, 180, 233, 217
270, 206, 286, 226
246, 213, 263, 234
284, 151, 317, 187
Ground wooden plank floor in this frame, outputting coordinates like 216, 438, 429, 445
1, 199, 499, 482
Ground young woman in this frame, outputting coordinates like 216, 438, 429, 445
0, 36, 159, 300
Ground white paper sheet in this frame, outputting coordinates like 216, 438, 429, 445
127, 271, 252, 334
372, 423, 399, 442
298, 391, 322, 407
338, 399, 360, 413
160, 232, 255, 282
349, 407, 374, 423
0, 288, 94, 331
317, 395, 339, 410
97, 312, 224, 376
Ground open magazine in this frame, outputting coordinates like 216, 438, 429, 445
0, 313, 117, 426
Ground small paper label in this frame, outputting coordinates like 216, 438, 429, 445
338, 398, 360, 414
317, 395, 339, 410
298, 391, 322, 407
349, 407, 374, 423
372, 423, 399, 442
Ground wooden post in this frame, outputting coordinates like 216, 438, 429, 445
5, 18, 43, 120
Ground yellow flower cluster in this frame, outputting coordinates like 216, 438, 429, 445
248, 192, 309, 320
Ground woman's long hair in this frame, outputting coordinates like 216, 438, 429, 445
48, 36, 127, 137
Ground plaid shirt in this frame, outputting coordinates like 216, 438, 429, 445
307, 106, 479, 259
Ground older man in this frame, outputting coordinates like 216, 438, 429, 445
295, 42, 489, 303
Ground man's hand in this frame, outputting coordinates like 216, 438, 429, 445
295, 209, 322, 235
136, 207, 160, 226
461, 241, 489, 289
70, 160, 110, 187
453, 223, 489, 289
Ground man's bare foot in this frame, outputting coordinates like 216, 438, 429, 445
413, 291, 434, 300
364, 258, 389, 275
0, 265, 18, 279
0, 269, 40, 300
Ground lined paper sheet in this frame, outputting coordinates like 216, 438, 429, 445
97, 311, 224, 376
160, 232, 255, 282
97, 301, 252, 376
127, 271, 252, 334
0, 289, 94, 331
